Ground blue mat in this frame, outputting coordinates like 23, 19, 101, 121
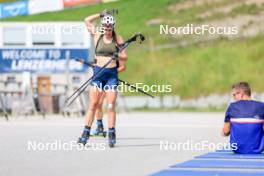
196, 152, 264, 159
171, 160, 264, 169
152, 169, 264, 176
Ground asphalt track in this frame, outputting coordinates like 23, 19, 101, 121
0, 112, 228, 176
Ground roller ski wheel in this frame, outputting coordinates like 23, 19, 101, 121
92, 131, 107, 138
109, 142, 114, 148
108, 131, 116, 148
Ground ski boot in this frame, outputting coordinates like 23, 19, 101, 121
108, 128, 116, 148
93, 124, 107, 137
78, 127, 90, 145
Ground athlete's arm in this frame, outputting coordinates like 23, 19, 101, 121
117, 35, 127, 72
222, 122, 230, 136
118, 60, 126, 72
222, 104, 232, 136
84, 14, 100, 35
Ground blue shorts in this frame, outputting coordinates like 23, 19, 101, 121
91, 66, 118, 90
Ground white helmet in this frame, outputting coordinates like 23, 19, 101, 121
101, 15, 116, 28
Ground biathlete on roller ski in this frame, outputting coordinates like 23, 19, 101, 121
78, 10, 127, 147
93, 50, 127, 137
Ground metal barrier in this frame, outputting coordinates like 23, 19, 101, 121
0, 79, 87, 119
0, 78, 129, 120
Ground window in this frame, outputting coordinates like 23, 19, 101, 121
32, 25, 55, 46
61, 24, 84, 46
3, 27, 26, 46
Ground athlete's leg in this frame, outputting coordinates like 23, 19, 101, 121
94, 92, 106, 135
102, 67, 118, 147
78, 86, 103, 144
95, 92, 106, 121
106, 90, 117, 128
105, 89, 118, 147
85, 87, 104, 127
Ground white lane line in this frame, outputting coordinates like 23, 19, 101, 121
194, 158, 264, 162
166, 167, 264, 172
120, 124, 220, 128
0, 122, 221, 128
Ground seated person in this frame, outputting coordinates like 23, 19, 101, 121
222, 82, 264, 154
